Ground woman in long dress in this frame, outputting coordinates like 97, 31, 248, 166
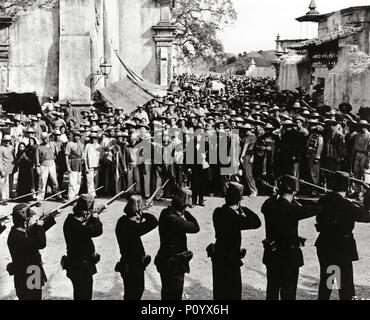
15, 142, 34, 200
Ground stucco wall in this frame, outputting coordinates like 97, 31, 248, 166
278, 53, 311, 91
119, 0, 160, 84
8, 6, 59, 103
1, 0, 164, 104
325, 45, 370, 112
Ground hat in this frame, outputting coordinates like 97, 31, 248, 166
74, 194, 94, 214
282, 120, 296, 127
5, 119, 13, 125
292, 102, 301, 109
294, 116, 305, 123
243, 123, 253, 130
12, 203, 33, 222
72, 130, 81, 136
172, 188, 192, 209
40, 132, 50, 140
358, 119, 369, 126
338, 102, 352, 113
332, 171, 350, 193
25, 128, 36, 134
89, 132, 98, 138
2, 135, 11, 141
278, 176, 296, 194
225, 182, 244, 205
324, 118, 339, 126
265, 123, 274, 130
124, 195, 143, 217
52, 129, 61, 135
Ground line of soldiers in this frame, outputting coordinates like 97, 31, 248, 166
4, 170, 370, 300
1, 74, 370, 208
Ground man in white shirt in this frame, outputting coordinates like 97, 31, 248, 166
134, 105, 149, 124
83, 133, 101, 198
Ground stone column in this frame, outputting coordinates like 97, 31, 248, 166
0, 15, 12, 93
152, 0, 176, 87
58, 0, 95, 109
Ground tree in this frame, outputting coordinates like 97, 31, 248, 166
0, 0, 57, 17
173, 0, 237, 64
226, 56, 237, 65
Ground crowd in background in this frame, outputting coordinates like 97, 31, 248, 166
0, 74, 369, 205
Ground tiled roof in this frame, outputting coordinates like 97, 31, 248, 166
288, 26, 364, 50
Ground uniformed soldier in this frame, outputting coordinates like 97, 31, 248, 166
208, 182, 261, 300
315, 172, 370, 300
62, 194, 103, 300
154, 188, 200, 300
115, 195, 158, 300
261, 176, 322, 300
7, 204, 47, 300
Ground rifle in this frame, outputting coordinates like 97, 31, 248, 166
26, 186, 104, 236
91, 183, 137, 217
79, 183, 137, 226
0, 191, 37, 206
137, 179, 169, 222
320, 168, 370, 189
258, 178, 304, 207
285, 175, 332, 193
28, 190, 66, 208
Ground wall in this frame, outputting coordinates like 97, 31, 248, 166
7, 6, 59, 103
325, 45, 370, 112
119, 0, 160, 84
103, 0, 120, 85
278, 53, 311, 91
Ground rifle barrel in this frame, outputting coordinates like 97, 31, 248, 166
105, 183, 136, 207
28, 190, 66, 207
320, 168, 370, 187
285, 175, 332, 193
43, 186, 104, 219
0, 192, 37, 204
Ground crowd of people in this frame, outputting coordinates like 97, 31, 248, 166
2, 73, 370, 301
1, 74, 369, 205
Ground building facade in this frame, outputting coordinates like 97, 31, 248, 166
278, 3, 370, 112
0, 0, 176, 109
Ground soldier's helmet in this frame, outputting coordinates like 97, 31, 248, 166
73, 194, 94, 216
172, 188, 192, 211
124, 195, 143, 217
12, 204, 34, 226
225, 182, 244, 206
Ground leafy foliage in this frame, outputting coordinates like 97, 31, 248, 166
173, 0, 237, 64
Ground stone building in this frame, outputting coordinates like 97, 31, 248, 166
0, 0, 176, 112
278, 1, 370, 112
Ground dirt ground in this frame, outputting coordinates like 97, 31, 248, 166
1, 195, 370, 300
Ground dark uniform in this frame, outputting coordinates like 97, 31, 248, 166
115, 195, 158, 300
155, 188, 200, 300
261, 180, 321, 300
7, 204, 47, 300
62, 195, 103, 300
315, 174, 370, 300
210, 182, 261, 300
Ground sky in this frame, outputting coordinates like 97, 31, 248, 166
218, 0, 370, 53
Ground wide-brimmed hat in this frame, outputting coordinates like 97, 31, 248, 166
2, 135, 11, 141
40, 132, 50, 140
